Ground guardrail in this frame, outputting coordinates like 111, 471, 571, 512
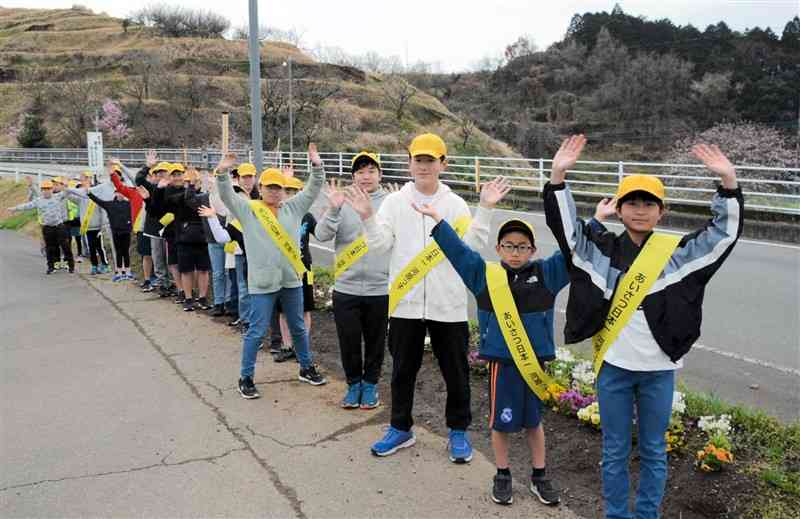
2, 147, 798, 214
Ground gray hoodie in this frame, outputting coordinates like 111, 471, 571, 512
64, 187, 109, 231
314, 188, 390, 296
217, 167, 325, 295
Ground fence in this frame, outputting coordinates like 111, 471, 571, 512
1, 147, 798, 214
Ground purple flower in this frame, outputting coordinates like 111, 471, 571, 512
557, 389, 595, 415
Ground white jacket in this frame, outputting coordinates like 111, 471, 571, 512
363, 181, 492, 322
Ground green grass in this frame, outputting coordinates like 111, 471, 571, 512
0, 209, 36, 230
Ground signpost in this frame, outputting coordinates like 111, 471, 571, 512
86, 131, 104, 179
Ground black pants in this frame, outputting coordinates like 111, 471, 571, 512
333, 291, 389, 385
42, 224, 74, 270
388, 317, 471, 432
112, 231, 131, 269
86, 230, 108, 267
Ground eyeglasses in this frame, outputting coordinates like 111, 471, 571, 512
499, 243, 534, 254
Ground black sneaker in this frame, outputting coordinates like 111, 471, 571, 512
492, 472, 513, 505
269, 344, 282, 355
46, 268, 54, 275
210, 304, 225, 317
273, 348, 296, 363
174, 293, 185, 305
238, 376, 260, 399
183, 298, 195, 312
196, 297, 211, 311
139, 280, 150, 290
530, 477, 560, 506
68, 267, 75, 274
298, 365, 327, 386
228, 317, 242, 327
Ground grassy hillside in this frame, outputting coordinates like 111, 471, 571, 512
0, 6, 515, 157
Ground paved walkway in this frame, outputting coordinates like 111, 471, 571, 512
0, 230, 578, 518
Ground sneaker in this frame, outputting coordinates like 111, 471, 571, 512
228, 317, 242, 327
210, 304, 225, 317
112, 274, 122, 282
90, 265, 98, 275
530, 477, 561, 506
238, 376, 260, 399
371, 426, 416, 457
99, 264, 110, 274
68, 267, 75, 274
448, 429, 473, 464
174, 293, 186, 305
492, 472, 513, 505
139, 280, 150, 289
269, 344, 282, 355
360, 382, 380, 409
298, 365, 327, 386
183, 298, 195, 312
341, 382, 362, 408
274, 348, 296, 363
46, 268, 54, 275
126, 273, 136, 281
196, 297, 211, 311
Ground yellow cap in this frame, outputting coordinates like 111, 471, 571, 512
169, 163, 186, 174
111, 164, 123, 174
408, 133, 447, 159
40, 180, 54, 189
68, 179, 79, 188
80, 170, 93, 178
183, 169, 199, 182
284, 177, 304, 190
616, 174, 666, 203
259, 168, 285, 187
52, 176, 65, 184
150, 161, 172, 174
237, 163, 257, 177
351, 151, 381, 172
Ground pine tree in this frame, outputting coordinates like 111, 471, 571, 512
16, 112, 50, 148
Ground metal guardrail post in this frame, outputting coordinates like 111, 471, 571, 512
339, 153, 343, 176
538, 158, 544, 191
618, 161, 624, 184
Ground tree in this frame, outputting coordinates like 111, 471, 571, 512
16, 113, 50, 148
379, 75, 417, 122
457, 116, 477, 147
504, 35, 537, 62
132, 4, 229, 38
46, 80, 104, 147
97, 99, 131, 145
781, 16, 800, 51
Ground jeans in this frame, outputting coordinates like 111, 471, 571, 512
597, 362, 675, 519
235, 255, 250, 324
241, 287, 312, 377
208, 243, 229, 306
150, 237, 167, 284
227, 266, 239, 315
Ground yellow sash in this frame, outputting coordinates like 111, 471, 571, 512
388, 216, 471, 315
486, 262, 554, 401
79, 201, 96, 236
133, 209, 145, 233
334, 235, 368, 279
592, 233, 681, 376
223, 219, 242, 254
159, 213, 175, 227
247, 200, 307, 279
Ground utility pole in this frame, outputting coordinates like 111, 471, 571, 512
247, 0, 263, 171
284, 57, 294, 164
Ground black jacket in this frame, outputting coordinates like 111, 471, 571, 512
543, 182, 744, 363
134, 166, 166, 238
88, 193, 132, 233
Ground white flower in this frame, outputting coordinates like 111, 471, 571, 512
572, 361, 595, 386
698, 414, 732, 437
556, 347, 575, 362
671, 391, 686, 415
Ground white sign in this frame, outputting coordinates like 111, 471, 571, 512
87, 131, 104, 175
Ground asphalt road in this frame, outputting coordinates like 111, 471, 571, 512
308, 199, 800, 422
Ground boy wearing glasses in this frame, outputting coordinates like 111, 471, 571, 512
412, 199, 608, 507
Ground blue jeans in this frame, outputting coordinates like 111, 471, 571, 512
597, 362, 675, 519
236, 255, 250, 324
227, 266, 238, 314
241, 287, 312, 377
207, 243, 229, 306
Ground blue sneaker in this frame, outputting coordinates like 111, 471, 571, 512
448, 429, 473, 464
360, 382, 380, 409
341, 382, 361, 409
90, 265, 98, 275
371, 426, 416, 457
112, 274, 122, 282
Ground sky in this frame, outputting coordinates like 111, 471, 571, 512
6, 0, 799, 71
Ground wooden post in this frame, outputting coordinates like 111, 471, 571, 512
221, 112, 230, 155
474, 158, 480, 193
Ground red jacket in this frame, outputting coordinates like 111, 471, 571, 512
111, 172, 144, 231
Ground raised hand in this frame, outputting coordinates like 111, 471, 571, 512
343, 185, 374, 221
594, 196, 617, 222
479, 176, 512, 209
324, 179, 346, 209
308, 143, 322, 167
411, 202, 442, 222
385, 182, 400, 193
551, 134, 587, 183
281, 166, 295, 179
157, 178, 170, 189
691, 144, 737, 189
198, 205, 217, 218
216, 152, 237, 172
146, 149, 157, 168
136, 186, 150, 199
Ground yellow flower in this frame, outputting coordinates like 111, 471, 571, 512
591, 414, 601, 425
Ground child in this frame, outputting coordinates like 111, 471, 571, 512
413, 198, 609, 506
7, 179, 74, 274
543, 136, 743, 519
87, 190, 133, 282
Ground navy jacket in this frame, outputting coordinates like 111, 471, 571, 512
431, 220, 570, 364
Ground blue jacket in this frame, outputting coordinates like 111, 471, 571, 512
431, 220, 570, 364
